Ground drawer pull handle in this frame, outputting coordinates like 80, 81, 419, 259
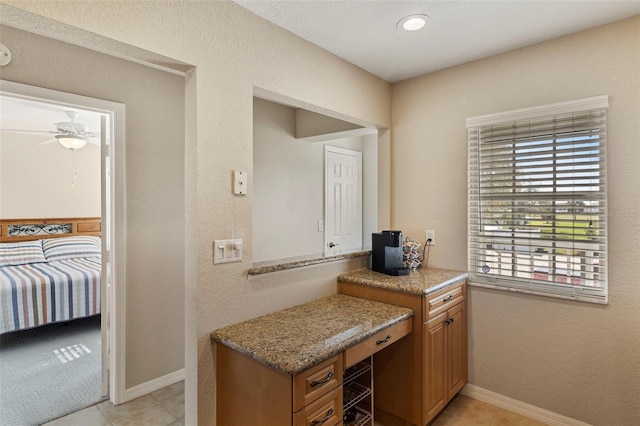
443, 294, 454, 302
376, 334, 392, 345
310, 408, 334, 425
310, 371, 334, 387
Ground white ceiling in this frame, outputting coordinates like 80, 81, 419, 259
0, 96, 100, 145
235, 0, 640, 83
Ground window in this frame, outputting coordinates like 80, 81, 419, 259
466, 96, 608, 304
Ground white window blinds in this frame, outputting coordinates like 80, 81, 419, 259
466, 96, 608, 304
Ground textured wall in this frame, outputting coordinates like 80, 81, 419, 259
0, 24, 186, 389
391, 17, 640, 425
0, 1, 392, 424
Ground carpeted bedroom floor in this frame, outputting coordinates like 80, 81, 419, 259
0, 316, 106, 426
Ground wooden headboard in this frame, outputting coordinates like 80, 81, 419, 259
0, 217, 101, 243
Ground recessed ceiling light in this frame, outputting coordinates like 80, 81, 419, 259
397, 14, 430, 31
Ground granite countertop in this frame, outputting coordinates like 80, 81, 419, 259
248, 249, 371, 275
338, 267, 469, 296
211, 294, 414, 375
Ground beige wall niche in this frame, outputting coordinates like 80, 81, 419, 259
391, 16, 639, 425
253, 97, 379, 262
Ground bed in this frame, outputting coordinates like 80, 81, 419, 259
0, 218, 102, 334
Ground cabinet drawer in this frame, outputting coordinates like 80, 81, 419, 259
344, 318, 412, 369
424, 281, 465, 321
293, 355, 343, 411
294, 386, 343, 426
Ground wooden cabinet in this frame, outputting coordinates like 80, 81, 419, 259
339, 279, 467, 426
424, 300, 467, 420
425, 311, 447, 419
216, 317, 412, 426
216, 346, 343, 426
294, 356, 343, 412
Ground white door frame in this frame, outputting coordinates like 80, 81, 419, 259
0, 80, 127, 404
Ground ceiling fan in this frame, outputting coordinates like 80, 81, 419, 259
1, 110, 99, 150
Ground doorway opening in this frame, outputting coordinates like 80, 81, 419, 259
0, 80, 125, 424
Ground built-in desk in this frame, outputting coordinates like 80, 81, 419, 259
211, 294, 414, 425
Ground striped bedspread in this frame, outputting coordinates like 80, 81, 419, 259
0, 257, 101, 334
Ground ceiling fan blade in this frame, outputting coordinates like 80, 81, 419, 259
1, 129, 55, 135
36, 137, 57, 145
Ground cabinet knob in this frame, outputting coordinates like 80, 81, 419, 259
376, 334, 392, 345
310, 371, 334, 387
310, 408, 334, 426
443, 294, 454, 302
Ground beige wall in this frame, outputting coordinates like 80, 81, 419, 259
0, 1, 392, 424
0, 132, 101, 218
0, 25, 186, 389
391, 17, 639, 425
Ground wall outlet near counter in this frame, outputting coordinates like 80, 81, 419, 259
425, 229, 435, 246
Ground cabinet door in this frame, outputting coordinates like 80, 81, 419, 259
424, 312, 447, 421
446, 302, 467, 400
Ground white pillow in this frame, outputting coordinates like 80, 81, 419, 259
0, 240, 47, 267
42, 236, 101, 261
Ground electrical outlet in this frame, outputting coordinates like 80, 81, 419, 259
425, 230, 436, 246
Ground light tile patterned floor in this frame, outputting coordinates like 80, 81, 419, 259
43, 381, 184, 426
429, 394, 547, 426
46, 384, 543, 426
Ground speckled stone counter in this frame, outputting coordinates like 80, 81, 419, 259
338, 267, 468, 295
211, 294, 413, 375
248, 249, 370, 275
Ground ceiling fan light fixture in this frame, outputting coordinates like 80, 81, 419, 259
56, 134, 87, 150
397, 14, 430, 31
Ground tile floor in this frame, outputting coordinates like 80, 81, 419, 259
45, 383, 544, 426
43, 381, 184, 426
430, 393, 546, 426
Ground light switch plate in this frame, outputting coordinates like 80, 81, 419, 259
213, 238, 243, 264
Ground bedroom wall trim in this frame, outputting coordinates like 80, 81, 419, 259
123, 368, 186, 402
461, 384, 590, 426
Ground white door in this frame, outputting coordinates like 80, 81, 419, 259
325, 146, 362, 256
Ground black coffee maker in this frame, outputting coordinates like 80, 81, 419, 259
371, 230, 410, 276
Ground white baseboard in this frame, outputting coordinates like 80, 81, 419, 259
123, 369, 185, 403
461, 383, 591, 426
